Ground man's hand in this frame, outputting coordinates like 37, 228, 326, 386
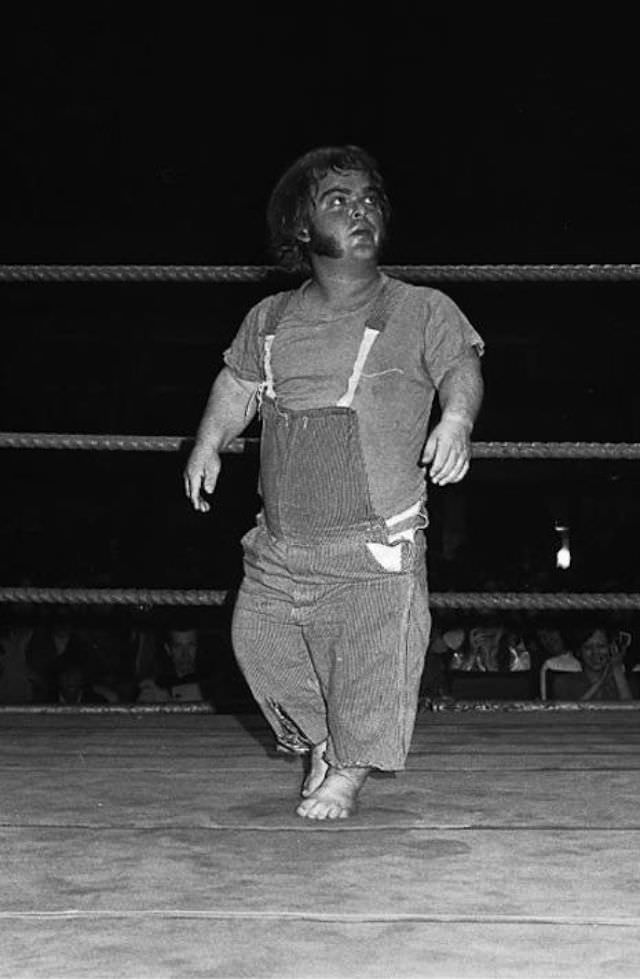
422, 414, 472, 486
183, 445, 222, 512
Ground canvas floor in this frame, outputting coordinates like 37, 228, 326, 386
1, 706, 639, 978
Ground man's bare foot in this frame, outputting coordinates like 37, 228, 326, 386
301, 740, 329, 797
296, 766, 370, 820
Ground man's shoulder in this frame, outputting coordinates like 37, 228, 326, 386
384, 275, 451, 311
242, 285, 302, 331
250, 289, 289, 308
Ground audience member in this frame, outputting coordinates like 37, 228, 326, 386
446, 620, 532, 673
538, 627, 581, 701
2, 605, 636, 708
0, 619, 34, 703
503, 628, 531, 671
0, 610, 62, 704
55, 649, 110, 705
421, 625, 458, 699
136, 620, 215, 705
542, 621, 634, 701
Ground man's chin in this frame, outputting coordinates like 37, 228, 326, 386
351, 229, 384, 254
350, 240, 380, 260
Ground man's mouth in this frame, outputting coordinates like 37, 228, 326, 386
350, 225, 374, 238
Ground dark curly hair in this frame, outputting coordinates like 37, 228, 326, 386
266, 145, 391, 274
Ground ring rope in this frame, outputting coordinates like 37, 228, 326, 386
3, 265, 640, 614
1, 699, 638, 715
4, 437, 640, 608
1, 263, 640, 284
2, 587, 640, 611
3, 433, 640, 459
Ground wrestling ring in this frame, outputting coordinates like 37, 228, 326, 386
1, 263, 640, 978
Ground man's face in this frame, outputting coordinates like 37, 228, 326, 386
303, 169, 385, 263
538, 629, 565, 657
166, 629, 197, 677
59, 668, 84, 702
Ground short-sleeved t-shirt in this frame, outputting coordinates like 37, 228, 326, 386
224, 273, 484, 518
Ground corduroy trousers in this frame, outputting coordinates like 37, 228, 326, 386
232, 517, 431, 770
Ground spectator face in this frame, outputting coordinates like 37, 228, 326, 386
579, 629, 610, 673
538, 628, 565, 657
166, 629, 197, 677
59, 667, 84, 703
443, 629, 465, 652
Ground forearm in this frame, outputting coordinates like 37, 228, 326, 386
437, 352, 484, 430
612, 665, 633, 700
193, 367, 258, 452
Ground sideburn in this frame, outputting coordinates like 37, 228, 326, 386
308, 227, 344, 259
307, 225, 387, 261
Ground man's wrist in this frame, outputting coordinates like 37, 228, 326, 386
193, 431, 225, 454
441, 410, 473, 431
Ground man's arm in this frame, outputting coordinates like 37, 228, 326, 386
184, 367, 260, 512
422, 350, 484, 486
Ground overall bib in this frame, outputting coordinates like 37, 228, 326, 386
232, 283, 431, 770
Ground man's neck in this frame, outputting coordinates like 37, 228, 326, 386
307, 258, 381, 311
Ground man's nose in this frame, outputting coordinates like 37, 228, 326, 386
350, 198, 367, 219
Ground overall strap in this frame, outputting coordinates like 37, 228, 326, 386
261, 278, 392, 407
336, 280, 391, 408
362, 278, 391, 334
261, 291, 296, 399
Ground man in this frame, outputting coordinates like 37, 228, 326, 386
184, 145, 484, 820
136, 624, 213, 704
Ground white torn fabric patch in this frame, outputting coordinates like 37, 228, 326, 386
366, 541, 403, 572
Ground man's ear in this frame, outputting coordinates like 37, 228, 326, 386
297, 225, 311, 243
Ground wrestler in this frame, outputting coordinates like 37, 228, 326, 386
185, 145, 484, 819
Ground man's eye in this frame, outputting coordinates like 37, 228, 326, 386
328, 195, 347, 207
364, 194, 380, 207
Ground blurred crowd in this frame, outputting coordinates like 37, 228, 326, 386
421, 614, 640, 703
0, 607, 255, 710
2, 606, 639, 708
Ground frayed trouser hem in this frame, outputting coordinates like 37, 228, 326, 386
326, 757, 405, 773
275, 739, 404, 773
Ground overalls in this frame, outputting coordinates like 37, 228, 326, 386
232, 283, 431, 771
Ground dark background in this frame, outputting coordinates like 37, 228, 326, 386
2, 11, 640, 596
